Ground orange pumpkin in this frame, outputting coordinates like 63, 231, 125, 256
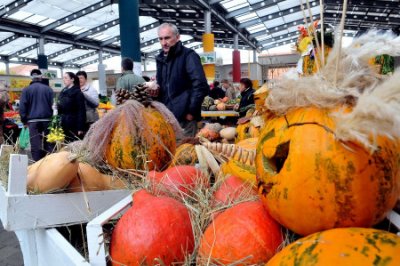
110, 190, 194, 265
212, 175, 257, 206
267, 228, 400, 266
198, 201, 283, 265
105, 107, 176, 171
220, 137, 258, 185
236, 120, 261, 142
147, 165, 208, 196
256, 107, 400, 236
170, 143, 198, 166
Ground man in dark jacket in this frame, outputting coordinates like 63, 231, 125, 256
19, 69, 54, 161
153, 23, 209, 137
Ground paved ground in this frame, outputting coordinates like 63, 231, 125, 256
0, 222, 24, 266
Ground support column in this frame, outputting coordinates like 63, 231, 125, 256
118, 0, 141, 75
37, 37, 48, 70
5, 58, 10, 75
232, 34, 241, 83
253, 49, 257, 63
98, 50, 107, 96
202, 10, 215, 82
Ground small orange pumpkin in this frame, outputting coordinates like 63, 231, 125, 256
110, 190, 194, 265
198, 200, 283, 265
267, 228, 400, 266
256, 107, 400, 236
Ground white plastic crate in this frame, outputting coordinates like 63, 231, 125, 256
0, 145, 131, 231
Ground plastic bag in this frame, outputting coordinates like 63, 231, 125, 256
19, 127, 30, 149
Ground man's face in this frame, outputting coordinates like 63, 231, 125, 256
158, 26, 180, 54
222, 82, 229, 89
78, 75, 86, 88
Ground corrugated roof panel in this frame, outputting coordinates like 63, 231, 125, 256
0, 37, 36, 57
7, 10, 32, 20
246, 23, 266, 33
0, 32, 14, 42
256, 5, 280, 17
278, 0, 304, 11
220, 0, 248, 12
236, 12, 258, 23
264, 17, 284, 28
51, 49, 95, 62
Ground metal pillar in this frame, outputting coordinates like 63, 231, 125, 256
118, 0, 141, 75
5, 60, 10, 75
232, 34, 241, 82
204, 10, 211, 34
98, 50, 107, 96
253, 49, 257, 63
37, 37, 48, 69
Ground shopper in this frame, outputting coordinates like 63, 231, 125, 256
116, 58, 145, 91
19, 69, 54, 161
221, 79, 238, 100
149, 23, 209, 137
76, 71, 99, 133
209, 80, 225, 100
58, 72, 86, 142
235, 78, 255, 117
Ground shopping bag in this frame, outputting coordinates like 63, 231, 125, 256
19, 127, 30, 149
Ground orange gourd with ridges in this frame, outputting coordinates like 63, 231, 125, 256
256, 107, 400, 236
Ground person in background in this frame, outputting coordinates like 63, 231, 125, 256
208, 80, 225, 100
0, 83, 10, 145
76, 71, 99, 133
58, 72, 86, 142
235, 78, 255, 117
116, 58, 145, 91
19, 69, 54, 161
148, 23, 209, 137
221, 79, 238, 100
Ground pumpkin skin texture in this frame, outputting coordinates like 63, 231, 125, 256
68, 163, 126, 192
198, 200, 283, 265
170, 143, 198, 166
256, 107, 400, 236
27, 151, 78, 193
147, 165, 209, 196
213, 175, 257, 206
110, 190, 194, 266
266, 228, 400, 266
105, 107, 176, 171
221, 138, 258, 185
236, 121, 261, 142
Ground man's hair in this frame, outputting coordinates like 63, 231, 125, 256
30, 69, 42, 78
213, 80, 220, 87
121, 58, 133, 71
76, 70, 87, 79
221, 79, 229, 84
158, 23, 179, 36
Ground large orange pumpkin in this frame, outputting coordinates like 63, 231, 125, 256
267, 227, 400, 266
220, 137, 258, 185
105, 107, 176, 170
147, 165, 208, 196
212, 175, 257, 206
110, 190, 194, 265
256, 107, 400, 236
198, 200, 283, 265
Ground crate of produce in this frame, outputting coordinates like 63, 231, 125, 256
0, 145, 131, 231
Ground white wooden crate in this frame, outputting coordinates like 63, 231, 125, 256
0, 145, 131, 231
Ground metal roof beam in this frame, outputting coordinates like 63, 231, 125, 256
262, 37, 298, 50
47, 45, 75, 59
139, 0, 198, 6
0, 33, 21, 45
9, 57, 37, 65
226, 0, 284, 19
41, 0, 112, 33
259, 32, 300, 45
66, 51, 99, 63
139, 10, 203, 20
324, 0, 400, 10
8, 43, 39, 59
194, 0, 258, 50
0, 0, 34, 17
101, 36, 120, 46
74, 19, 119, 41
324, 13, 400, 26
239, 1, 319, 29
79, 54, 114, 67
209, 0, 223, 5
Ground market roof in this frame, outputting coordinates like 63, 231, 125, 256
0, 0, 398, 68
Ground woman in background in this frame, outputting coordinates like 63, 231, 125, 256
58, 72, 86, 142
235, 78, 255, 117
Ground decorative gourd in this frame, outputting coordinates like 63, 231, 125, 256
256, 107, 400, 236
219, 127, 236, 141
68, 163, 126, 192
236, 119, 261, 142
110, 190, 194, 265
170, 143, 198, 166
267, 228, 400, 266
198, 201, 283, 265
220, 137, 258, 185
197, 123, 222, 141
147, 165, 208, 196
213, 175, 257, 206
27, 151, 78, 193
105, 106, 176, 170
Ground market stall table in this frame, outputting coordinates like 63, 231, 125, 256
201, 110, 239, 118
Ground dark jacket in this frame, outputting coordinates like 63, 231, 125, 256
57, 85, 86, 135
209, 86, 225, 100
156, 41, 209, 122
19, 80, 54, 124
238, 87, 255, 117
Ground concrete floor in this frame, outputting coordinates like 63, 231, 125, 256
0, 222, 24, 266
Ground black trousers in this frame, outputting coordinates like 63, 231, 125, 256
28, 121, 54, 161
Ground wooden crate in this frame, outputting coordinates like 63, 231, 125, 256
0, 145, 131, 231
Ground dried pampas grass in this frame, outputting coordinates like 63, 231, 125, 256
267, 30, 400, 115
334, 70, 400, 152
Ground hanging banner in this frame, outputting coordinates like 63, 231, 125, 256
199, 52, 216, 65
